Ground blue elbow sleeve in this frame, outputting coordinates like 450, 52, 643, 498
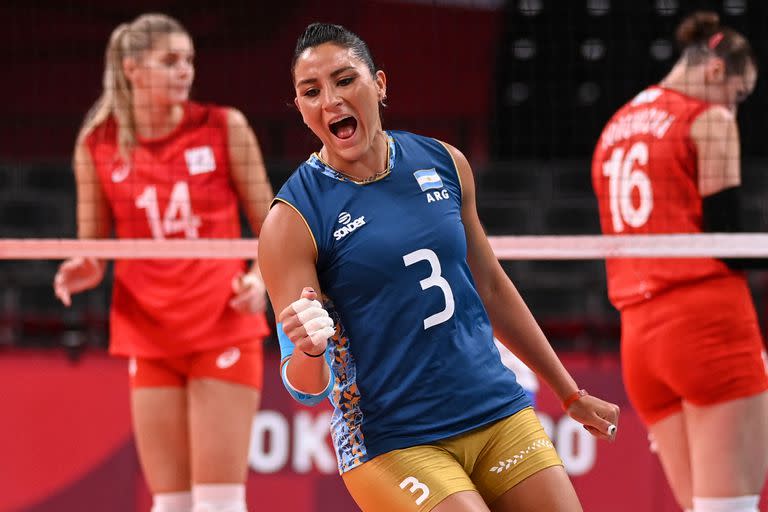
277, 322, 333, 406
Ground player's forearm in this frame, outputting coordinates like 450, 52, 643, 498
76, 195, 112, 239
485, 279, 579, 401
285, 352, 331, 394
243, 198, 270, 237
702, 186, 768, 270
75, 206, 109, 271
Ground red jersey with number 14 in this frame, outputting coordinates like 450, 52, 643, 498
591, 86, 735, 310
86, 102, 268, 358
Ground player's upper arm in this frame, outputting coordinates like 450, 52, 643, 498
258, 201, 322, 316
73, 137, 112, 239
227, 108, 274, 235
691, 105, 741, 197
441, 142, 506, 301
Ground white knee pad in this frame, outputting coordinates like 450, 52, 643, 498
192, 484, 247, 512
692, 495, 760, 512
151, 491, 192, 512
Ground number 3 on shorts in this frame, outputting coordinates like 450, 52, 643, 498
399, 476, 430, 506
403, 248, 455, 330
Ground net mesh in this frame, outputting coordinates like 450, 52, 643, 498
3, 4, 768, 511
3, 1, 768, 354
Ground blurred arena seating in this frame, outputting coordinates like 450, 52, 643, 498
494, 0, 768, 158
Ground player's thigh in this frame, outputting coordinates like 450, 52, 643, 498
131, 385, 190, 492
468, 408, 563, 505
489, 466, 581, 512
684, 391, 768, 496
187, 377, 260, 483
463, 408, 573, 512
433, 491, 490, 512
342, 444, 478, 512
648, 411, 692, 510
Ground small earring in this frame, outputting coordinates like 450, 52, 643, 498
380, 95, 388, 107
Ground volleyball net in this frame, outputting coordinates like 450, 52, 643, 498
2, 234, 768, 260
2, 233, 766, 356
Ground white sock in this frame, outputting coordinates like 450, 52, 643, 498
192, 484, 247, 512
151, 491, 192, 512
692, 495, 760, 512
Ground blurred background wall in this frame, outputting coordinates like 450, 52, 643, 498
1, 1, 767, 510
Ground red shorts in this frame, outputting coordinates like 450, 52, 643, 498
128, 340, 263, 390
621, 275, 768, 425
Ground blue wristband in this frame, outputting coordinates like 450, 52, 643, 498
277, 321, 296, 360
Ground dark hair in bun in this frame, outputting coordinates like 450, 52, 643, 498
675, 11, 755, 75
676, 11, 721, 47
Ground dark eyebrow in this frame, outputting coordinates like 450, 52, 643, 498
296, 66, 356, 88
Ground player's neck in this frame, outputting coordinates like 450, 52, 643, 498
660, 63, 709, 102
132, 102, 185, 140
320, 130, 389, 181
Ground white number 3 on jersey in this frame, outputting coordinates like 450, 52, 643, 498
403, 248, 455, 330
135, 181, 202, 239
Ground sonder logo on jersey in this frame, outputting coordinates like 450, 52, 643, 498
414, 168, 450, 203
185, 146, 216, 175
334, 211, 367, 241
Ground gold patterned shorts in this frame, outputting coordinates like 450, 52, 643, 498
341, 407, 562, 511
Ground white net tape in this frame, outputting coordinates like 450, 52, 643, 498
1, 234, 767, 260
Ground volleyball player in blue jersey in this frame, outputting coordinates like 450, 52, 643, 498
258, 23, 619, 512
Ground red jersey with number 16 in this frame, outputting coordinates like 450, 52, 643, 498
86, 102, 269, 358
591, 86, 735, 310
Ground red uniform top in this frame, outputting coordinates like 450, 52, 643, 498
86, 102, 269, 357
591, 86, 736, 310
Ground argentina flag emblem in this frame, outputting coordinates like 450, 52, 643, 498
413, 168, 443, 191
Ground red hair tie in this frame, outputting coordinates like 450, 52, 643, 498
708, 32, 724, 50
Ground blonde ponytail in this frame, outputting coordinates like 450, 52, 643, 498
76, 13, 187, 162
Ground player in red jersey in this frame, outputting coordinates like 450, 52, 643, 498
592, 11, 768, 512
52, 13, 272, 512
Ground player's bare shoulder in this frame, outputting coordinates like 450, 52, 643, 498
691, 104, 736, 141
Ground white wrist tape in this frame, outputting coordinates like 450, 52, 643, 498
291, 298, 335, 344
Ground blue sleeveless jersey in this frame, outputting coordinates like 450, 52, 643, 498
274, 131, 530, 473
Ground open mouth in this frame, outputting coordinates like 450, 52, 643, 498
329, 116, 358, 140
